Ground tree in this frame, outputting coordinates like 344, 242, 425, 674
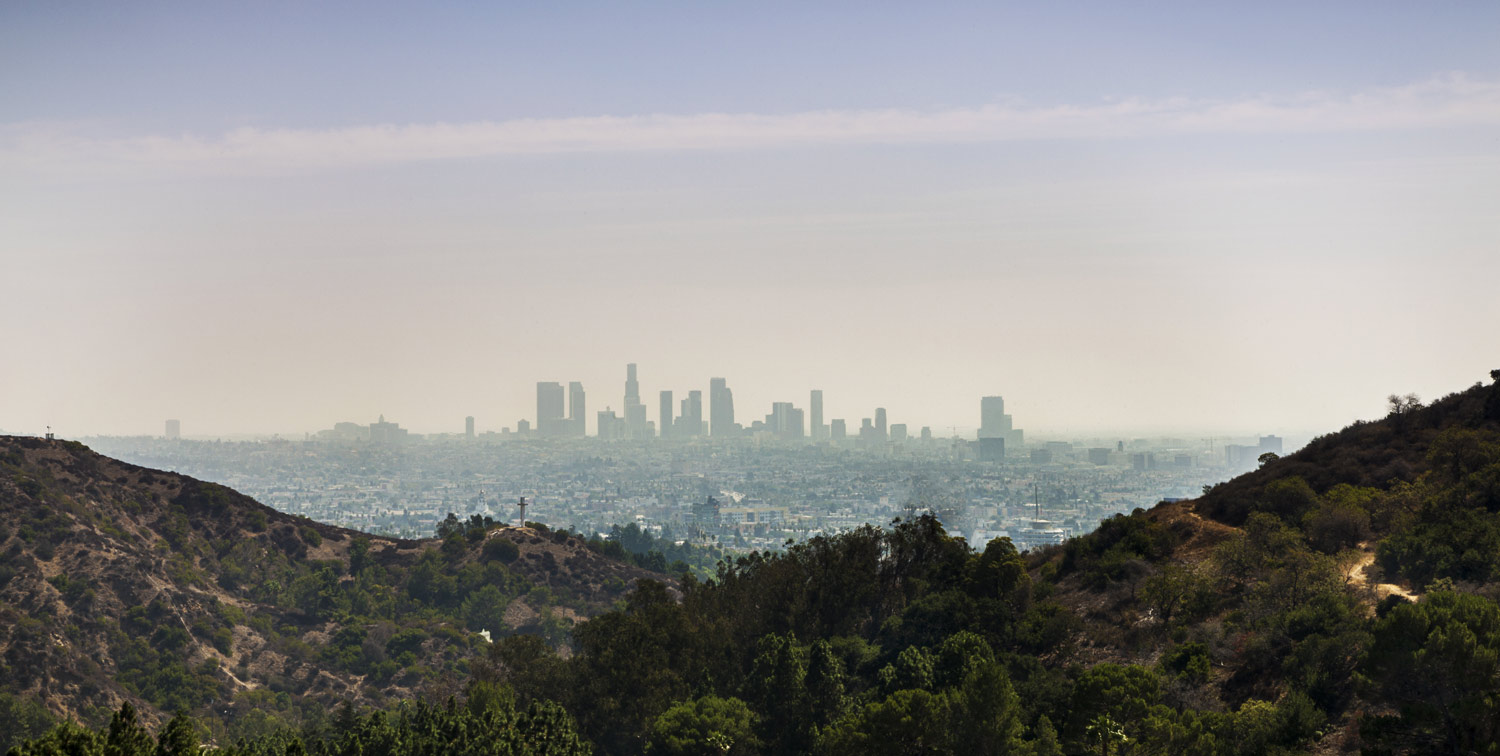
742, 633, 809, 754
105, 702, 155, 756
1362, 591, 1500, 752
0, 693, 55, 754
647, 696, 761, 756
153, 714, 199, 756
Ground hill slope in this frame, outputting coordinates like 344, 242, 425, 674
8, 373, 1500, 755
0, 435, 668, 741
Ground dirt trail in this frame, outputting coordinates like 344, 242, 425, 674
1345, 544, 1418, 602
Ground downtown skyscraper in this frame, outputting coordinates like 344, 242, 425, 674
536, 382, 565, 437
709, 377, 735, 437
624, 363, 649, 438
568, 382, 587, 437
810, 389, 825, 441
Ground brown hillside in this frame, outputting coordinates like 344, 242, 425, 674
0, 435, 670, 733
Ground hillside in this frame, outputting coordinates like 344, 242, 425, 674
463, 373, 1500, 755
9, 372, 1500, 755
0, 435, 669, 744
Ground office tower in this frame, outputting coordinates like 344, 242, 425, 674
920, 426, 932, 441
465, 416, 475, 438
537, 382, 565, 437
625, 363, 640, 406
875, 408, 887, 438
709, 377, 736, 436
1259, 435, 1283, 456
767, 402, 805, 439
165, 419, 180, 439
597, 409, 624, 440
659, 390, 674, 439
624, 364, 648, 438
1088, 448, 1111, 465
830, 419, 847, 440
978, 395, 1024, 453
860, 418, 876, 442
891, 424, 907, 443
809, 390, 825, 440
681, 390, 704, 436
567, 382, 587, 437
980, 396, 1010, 436
370, 415, 409, 445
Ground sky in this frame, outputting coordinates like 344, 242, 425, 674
2, 1, 1498, 439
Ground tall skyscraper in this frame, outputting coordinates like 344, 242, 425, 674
682, 390, 704, 436
164, 419, 180, 439
767, 402, 804, 439
624, 363, 648, 438
831, 419, 847, 440
659, 390, 674, 438
568, 381, 587, 437
875, 407, 888, 438
625, 363, 640, 406
810, 390, 824, 440
978, 395, 1024, 452
465, 416, 475, 438
536, 382, 565, 437
709, 377, 735, 436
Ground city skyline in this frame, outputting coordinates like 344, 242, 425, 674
104, 362, 1356, 449
8, 355, 1483, 442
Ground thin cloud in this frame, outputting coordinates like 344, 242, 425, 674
5, 74, 1499, 178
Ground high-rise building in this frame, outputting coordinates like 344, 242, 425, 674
681, 390, 704, 436
1259, 435, 1284, 456
920, 426, 932, 441
710, 378, 735, 436
465, 416, 475, 438
890, 423, 907, 443
568, 381, 587, 437
624, 364, 649, 438
766, 402, 805, 439
597, 409, 624, 440
370, 414, 409, 445
164, 419, 180, 439
809, 390, 825, 440
625, 363, 640, 406
659, 390, 674, 439
978, 396, 1024, 453
537, 382, 565, 437
517, 419, 531, 436
830, 419, 847, 440
874, 408, 888, 439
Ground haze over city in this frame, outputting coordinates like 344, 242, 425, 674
3, 2, 1497, 438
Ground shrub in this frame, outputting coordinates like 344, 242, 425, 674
482, 537, 520, 564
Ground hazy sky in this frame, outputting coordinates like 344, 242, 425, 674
3, 2, 1498, 439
